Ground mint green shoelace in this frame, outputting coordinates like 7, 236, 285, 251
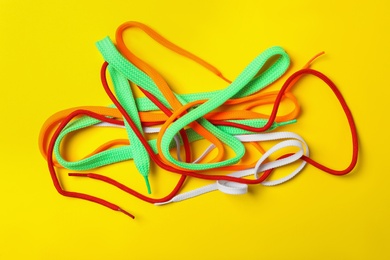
54, 37, 291, 173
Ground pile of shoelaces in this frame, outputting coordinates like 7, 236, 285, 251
39, 22, 358, 219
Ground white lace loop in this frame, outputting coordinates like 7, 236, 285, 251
155, 131, 309, 205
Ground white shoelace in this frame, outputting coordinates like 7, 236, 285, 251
155, 131, 309, 205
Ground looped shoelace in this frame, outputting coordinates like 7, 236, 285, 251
155, 131, 309, 205
39, 21, 358, 219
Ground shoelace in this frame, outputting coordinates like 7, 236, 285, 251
155, 131, 309, 205
97, 63, 358, 180
43, 66, 357, 218
39, 21, 358, 219
39, 22, 313, 174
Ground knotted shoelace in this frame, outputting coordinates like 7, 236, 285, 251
39, 21, 358, 219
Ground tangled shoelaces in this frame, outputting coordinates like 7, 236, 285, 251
38, 21, 358, 219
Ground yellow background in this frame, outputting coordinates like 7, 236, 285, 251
1, 0, 389, 259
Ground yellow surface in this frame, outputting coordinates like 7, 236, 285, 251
0, 0, 388, 259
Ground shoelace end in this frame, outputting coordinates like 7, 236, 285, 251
143, 175, 152, 194
118, 207, 135, 219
